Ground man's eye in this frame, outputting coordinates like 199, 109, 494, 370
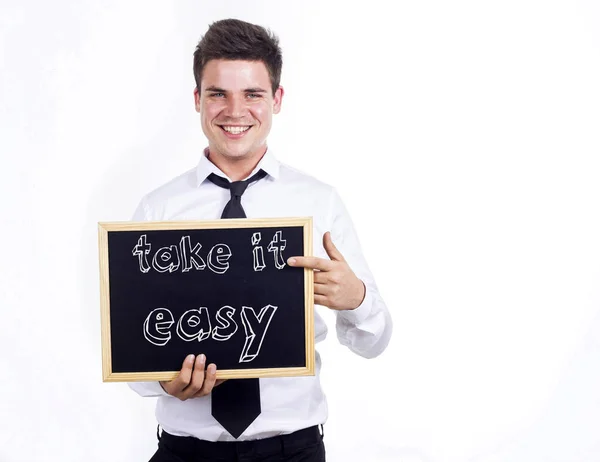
247, 93, 261, 99
210, 92, 225, 97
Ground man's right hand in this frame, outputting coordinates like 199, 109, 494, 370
160, 354, 225, 401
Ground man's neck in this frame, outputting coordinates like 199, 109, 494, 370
207, 147, 267, 181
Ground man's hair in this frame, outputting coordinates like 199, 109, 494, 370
193, 19, 283, 95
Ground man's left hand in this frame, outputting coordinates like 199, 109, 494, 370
287, 232, 366, 311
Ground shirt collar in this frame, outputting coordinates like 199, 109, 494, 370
195, 147, 280, 186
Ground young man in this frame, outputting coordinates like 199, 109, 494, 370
129, 18, 392, 462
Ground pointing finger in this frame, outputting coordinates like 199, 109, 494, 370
287, 256, 334, 271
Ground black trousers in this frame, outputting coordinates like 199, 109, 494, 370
149, 426, 326, 462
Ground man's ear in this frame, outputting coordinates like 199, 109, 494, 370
193, 87, 201, 113
273, 86, 284, 114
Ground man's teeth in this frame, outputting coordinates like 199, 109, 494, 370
222, 126, 250, 134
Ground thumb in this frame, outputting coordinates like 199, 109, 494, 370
323, 232, 345, 262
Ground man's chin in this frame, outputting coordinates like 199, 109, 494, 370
212, 145, 252, 160
223, 148, 251, 159
214, 141, 265, 159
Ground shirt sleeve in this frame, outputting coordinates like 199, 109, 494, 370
128, 380, 169, 397
127, 196, 170, 398
131, 196, 150, 221
327, 188, 393, 359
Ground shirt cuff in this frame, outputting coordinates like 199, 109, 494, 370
128, 381, 170, 398
337, 287, 373, 325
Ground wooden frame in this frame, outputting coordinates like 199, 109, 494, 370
98, 217, 314, 382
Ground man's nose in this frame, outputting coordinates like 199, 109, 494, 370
225, 95, 246, 118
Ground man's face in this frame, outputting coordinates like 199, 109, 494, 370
194, 59, 283, 162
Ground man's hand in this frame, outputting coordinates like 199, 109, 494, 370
287, 232, 366, 311
160, 354, 225, 401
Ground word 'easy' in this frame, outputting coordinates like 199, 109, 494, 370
143, 304, 277, 363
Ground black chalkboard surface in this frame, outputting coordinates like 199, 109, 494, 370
98, 217, 314, 382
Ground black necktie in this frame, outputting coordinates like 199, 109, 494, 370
208, 169, 267, 219
207, 169, 266, 438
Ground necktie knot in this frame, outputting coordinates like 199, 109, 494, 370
229, 180, 249, 198
207, 169, 267, 219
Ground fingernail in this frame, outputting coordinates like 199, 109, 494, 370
288, 258, 296, 265
198, 354, 206, 363
186, 354, 195, 364
207, 364, 216, 374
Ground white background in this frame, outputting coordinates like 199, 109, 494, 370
1, 1, 600, 461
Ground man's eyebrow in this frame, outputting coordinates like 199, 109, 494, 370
204, 86, 227, 92
204, 86, 268, 93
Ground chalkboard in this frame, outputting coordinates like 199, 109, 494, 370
98, 217, 314, 382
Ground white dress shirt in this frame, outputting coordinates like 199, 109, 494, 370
128, 148, 393, 441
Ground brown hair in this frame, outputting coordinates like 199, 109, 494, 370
193, 19, 283, 95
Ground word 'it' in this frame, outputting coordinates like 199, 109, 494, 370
131, 231, 287, 274
143, 305, 277, 363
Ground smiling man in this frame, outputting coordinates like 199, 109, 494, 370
196, 59, 281, 172
128, 18, 393, 462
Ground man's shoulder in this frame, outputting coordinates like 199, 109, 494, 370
277, 161, 336, 195
141, 166, 198, 205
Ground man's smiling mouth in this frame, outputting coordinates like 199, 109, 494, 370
219, 125, 251, 134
